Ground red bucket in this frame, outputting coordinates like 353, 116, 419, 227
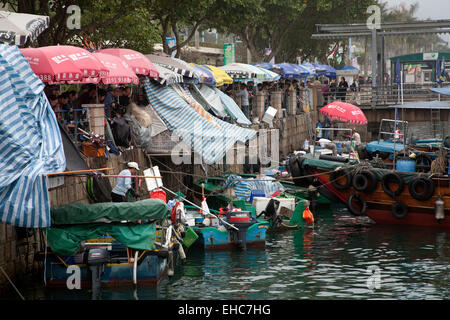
150, 189, 166, 202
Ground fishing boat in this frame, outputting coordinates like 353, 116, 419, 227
37, 199, 186, 297
183, 205, 269, 250
289, 153, 450, 228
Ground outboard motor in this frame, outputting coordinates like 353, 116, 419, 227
257, 199, 281, 228
225, 211, 254, 250
85, 248, 110, 300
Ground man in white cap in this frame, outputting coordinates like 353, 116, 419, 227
111, 162, 140, 202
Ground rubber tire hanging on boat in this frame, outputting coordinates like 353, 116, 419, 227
381, 172, 405, 198
330, 168, 352, 190
391, 202, 408, 219
346, 194, 367, 216
352, 170, 378, 193
408, 177, 435, 201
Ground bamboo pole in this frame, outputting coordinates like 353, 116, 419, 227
47, 168, 112, 176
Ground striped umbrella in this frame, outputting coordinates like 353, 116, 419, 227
203, 65, 233, 86
0, 11, 49, 46
189, 63, 217, 86
146, 54, 196, 78
153, 63, 184, 85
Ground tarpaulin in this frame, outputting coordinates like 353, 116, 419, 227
142, 78, 256, 164
0, 44, 66, 228
50, 198, 169, 225
46, 223, 158, 256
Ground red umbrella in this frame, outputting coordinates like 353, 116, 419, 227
51, 45, 109, 78
91, 52, 139, 85
21, 47, 84, 83
319, 101, 367, 125
98, 48, 159, 79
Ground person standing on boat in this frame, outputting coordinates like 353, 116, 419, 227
111, 162, 140, 202
352, 128, 361, 147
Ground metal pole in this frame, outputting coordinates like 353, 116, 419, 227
371, 28, 377, 110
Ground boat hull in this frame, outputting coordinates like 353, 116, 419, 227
195, 222, 269, 250
365, 205, 450, 228
295, 156, 450, 228
44, 253, 169, 289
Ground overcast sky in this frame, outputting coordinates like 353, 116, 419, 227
383, 0, 450, 46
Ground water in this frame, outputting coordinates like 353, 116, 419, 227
8, 205, 450, 300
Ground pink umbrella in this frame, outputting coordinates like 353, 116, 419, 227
51, 45, 109, 78
91, 52, 139, 85
98, 48, 159, 79
21, 47, 84, 83
319, 101, 367, 125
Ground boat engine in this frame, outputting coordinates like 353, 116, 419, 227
225, 211, 254, 250
85, 248, 110, 300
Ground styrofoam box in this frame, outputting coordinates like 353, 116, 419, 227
252, 197, 296, 216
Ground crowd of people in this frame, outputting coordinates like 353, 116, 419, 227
44, 84, 149, 128
222, 75, 363, 119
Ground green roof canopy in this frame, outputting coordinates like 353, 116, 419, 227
390, 52, 450, 62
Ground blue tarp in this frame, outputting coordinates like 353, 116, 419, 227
0, 45, 66, 228
223, 174, 285, 201
273, 63, 309, 79
431, 88, 450, 96
213, 87, 252, 126
314, 63, 336, 78
366, 141, 406, 154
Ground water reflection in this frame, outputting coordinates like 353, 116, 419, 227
11, 207, 450, 300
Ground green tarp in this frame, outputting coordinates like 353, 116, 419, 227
46, 223, 158, 256
51, 199, 169, 225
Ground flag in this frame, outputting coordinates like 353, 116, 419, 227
440, 58, 446, 83
395, 59, 401, 84
436, 58, 442, 84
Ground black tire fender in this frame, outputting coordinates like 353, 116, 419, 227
331, 168, 353, 190
347, 194, 367, 216
382, 172, 404, 198
353, 170, 378, 193
391, 202, 408, 219
408, 177, 435, 201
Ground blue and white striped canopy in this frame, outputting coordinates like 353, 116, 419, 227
0, 44, 66, 228
142, 78, 256, 164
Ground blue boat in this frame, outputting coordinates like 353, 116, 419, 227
37, 199, 183, 296
194, 221, 269, 250
186, 207, 269, 250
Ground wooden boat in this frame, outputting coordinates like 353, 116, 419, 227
289, 154, 450, 228
184, 205, 269, 250
37, 199, 185, 295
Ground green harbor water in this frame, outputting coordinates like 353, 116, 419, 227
12, 205, 450, 300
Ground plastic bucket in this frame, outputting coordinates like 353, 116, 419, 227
182, 227, 199, 248
150, 189, 166, 202
396, 158, 416, 172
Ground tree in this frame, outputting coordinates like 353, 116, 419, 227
145, 0, 216, 58
208, 0, 306, 62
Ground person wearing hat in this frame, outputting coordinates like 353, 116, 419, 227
352, 128, 361, 147
111, 162, 140, 202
